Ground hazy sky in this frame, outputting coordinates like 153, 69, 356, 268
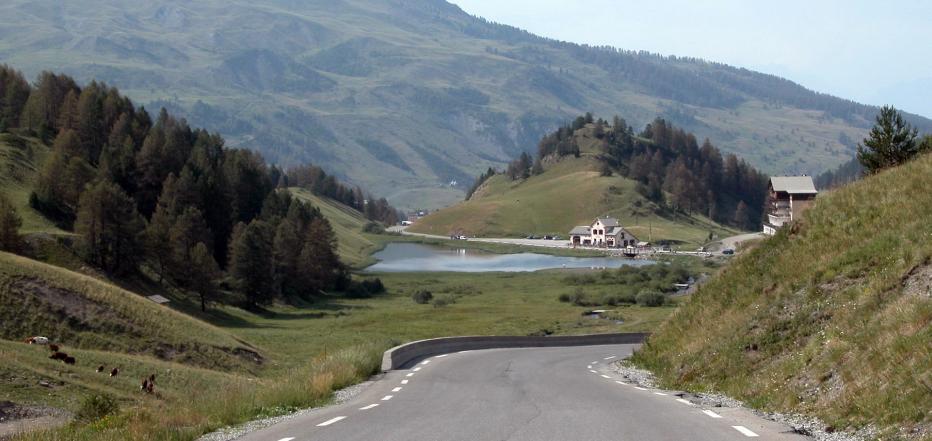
451, 0, 932, 119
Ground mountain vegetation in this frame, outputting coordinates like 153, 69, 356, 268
0, 64, 404, 310
632, 152, 932, 438
410, 121, 743, 245
3, 0, 931, 208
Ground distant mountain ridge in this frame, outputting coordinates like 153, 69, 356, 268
2, 0, 930, 209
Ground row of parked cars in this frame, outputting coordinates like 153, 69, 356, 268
525, 235, 561, 240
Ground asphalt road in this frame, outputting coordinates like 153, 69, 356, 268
237, 345, 808, 441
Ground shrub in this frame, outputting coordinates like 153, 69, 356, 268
361, 278, 385, 294
635, 290, 666, 307
75, 394, 119, 423
344, 282, 371, 299
432, 295, 456, 308
362, 222, 385, 234
412, 290, 433, 304
558, 293, 571, 303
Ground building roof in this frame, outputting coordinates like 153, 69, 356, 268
770, 176, 817, 194
596, 217, 619, 227
568, 226, 590, 235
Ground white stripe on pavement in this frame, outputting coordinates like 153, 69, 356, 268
421, 360, 430, 365
604, 356, 617, 360
406, 373, 415, 377
702, 410, 723, 418
676, 398, 694, 405
436, 354, 449, 357
359, 404, 379, 410
413, 367, 422, 372
392, 387, 403, 392
653, 392, 668, 396
587, 365, 592, 369
589, 370, 597, 373
316, 416, 346, 427
600, 375, 611, 379
615, 381, 627, 385
401, 379, 409, 384
277, 438, 295, 441
634, 386, 647, 391
381, 395, 393, 401
732, 426, 759, 437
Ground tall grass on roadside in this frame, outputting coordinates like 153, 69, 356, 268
13, 342, 387, 441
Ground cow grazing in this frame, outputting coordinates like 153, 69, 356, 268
148, 373, 156, 383
110, 367, 119, 377
48, 344, 60, 352
63, 356, 76, 365
141, 378, 149, 391
49, 352, 68, 361
96, 365, 105, 373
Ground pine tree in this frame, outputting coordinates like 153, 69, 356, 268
167, 206, 212, 287
733, 201, 750, 231
857, 106, 920, 173
228, 220, 275, 307
297, 217, 345, 296
74, 180, 145, 275
189, 242, 221, 312
0, 65, 31, 129
0, 193, 24, 253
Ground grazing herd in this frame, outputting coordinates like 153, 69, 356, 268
24, 336, 158, 395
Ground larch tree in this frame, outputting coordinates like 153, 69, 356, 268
0, 193, 24, 253
74, 180, 145, 275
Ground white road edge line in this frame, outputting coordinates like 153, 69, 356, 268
615, 381, 627, 385
316, 416, 346, 427
401, 380, 409, 385
381, 395, 393, 401
653, 392, 668, 396
359, 404, 379, 410
702, 410, 723, 419
600, 375, 611, 379
392, 387, 403, 392
676, 398, 694, 405
634, 386, 647, 391
732, 426, 759, 437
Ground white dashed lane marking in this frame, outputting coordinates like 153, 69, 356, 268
676, 398, 694, 406
589, 370, 597, 373
316, 416, 346, 427
615, 381, 626, 385
413, 367, 422, 372
401, 379, 409, 385
406, 373, 415, 377
604, 356, 616, 360
633, 386, 647, 391
277, 438, 295, 441
600, 375, 611, 379
732, 426, 759, 437
421, 360, 431, 365
590, 361, 599, 364
381, 395, 393, 401
436, 354, 449, 358
702, 410, 723, 419
587, 365, 592, 369
392, 387, 403, 392
359, 404, 379, 410
653, 392, 668, 396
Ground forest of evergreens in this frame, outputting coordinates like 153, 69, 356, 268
0, 65, 397, 309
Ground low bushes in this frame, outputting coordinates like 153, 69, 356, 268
412, 290, 433, 304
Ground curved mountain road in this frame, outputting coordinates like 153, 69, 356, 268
238, 345, 808, 441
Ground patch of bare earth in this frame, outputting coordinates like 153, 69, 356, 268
902, 263, 932, 299
0, 401, 70, 440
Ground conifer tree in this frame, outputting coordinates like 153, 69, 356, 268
75, 180, 144, 275
189, 242, 221, 312
0, 193, 24, 253
857, 106, 920, 173
228, 220, 275, 307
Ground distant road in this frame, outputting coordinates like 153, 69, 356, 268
237, 345, 808, 441
718, 232, 766, 252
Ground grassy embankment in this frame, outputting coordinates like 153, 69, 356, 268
410, 130, 740, 247
632, 154, 932, 438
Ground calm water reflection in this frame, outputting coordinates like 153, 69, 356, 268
365, 243, 654, 273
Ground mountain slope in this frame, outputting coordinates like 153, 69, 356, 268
3, 0, 931, 209
288, 188, 378, 268
632, 154, 932, 437
410, 126, 741, 246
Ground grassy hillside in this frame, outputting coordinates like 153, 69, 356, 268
410, 134, 740, 247
0, 133, 65, 234
288, 188, 378, 268
632, 154, 932, 437
3, 1, 930, 208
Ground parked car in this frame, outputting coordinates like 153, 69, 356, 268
457, 235, 468, 240
526, 235, 540, 240
543, 235, 553, 240
551, 236, 561, 240
722, 248, 735, 255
